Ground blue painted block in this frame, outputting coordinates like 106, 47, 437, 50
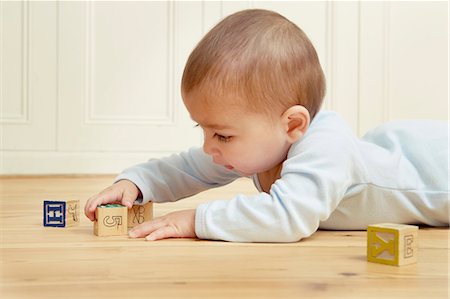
43, 201, 66, 227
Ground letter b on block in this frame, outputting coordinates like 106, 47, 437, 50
127, 202, 153, 228
367, 223, 418, 266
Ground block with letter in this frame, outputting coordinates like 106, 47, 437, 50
94, 204, 128, 236
367, 223, 418, 266
43, 200, 80, 227
128, 202, 153, 228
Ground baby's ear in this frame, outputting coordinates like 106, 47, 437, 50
281, 105, 310, 143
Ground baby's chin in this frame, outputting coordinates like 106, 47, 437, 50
239, 171, 254, 177
226, 162, 278, 177
224, 165, 253, 177
243, 163, 284, 177
234, 168, 259, 178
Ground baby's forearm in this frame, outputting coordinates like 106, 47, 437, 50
115, 147, 241, 203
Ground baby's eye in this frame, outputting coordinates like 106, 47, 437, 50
214, 133, 232, 143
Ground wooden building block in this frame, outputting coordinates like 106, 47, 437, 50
128, 202, 153, 228
367, 223, 418, 266
43, 200, 80, 227
94, 204, 128, 236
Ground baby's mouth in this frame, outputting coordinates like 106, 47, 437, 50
225, 165, 234, 170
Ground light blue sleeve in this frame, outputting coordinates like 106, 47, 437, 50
195, 112, 366, 242
115, 147, 241, 204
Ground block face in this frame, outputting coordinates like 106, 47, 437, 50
397, 229, 418, 265
128, 202, 153, 228
65, 200, 80, 226
43, 201, 66, 227
367, 223, 418, 266
43, 200, 80, 227
94, 204, 128, 236
367, 226, 398, 265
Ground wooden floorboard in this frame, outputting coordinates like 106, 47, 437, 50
0, 176, 448, 298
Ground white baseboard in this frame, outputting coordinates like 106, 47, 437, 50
0, 151, 173, 175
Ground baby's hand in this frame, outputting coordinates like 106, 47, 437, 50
128, 209, 196, 241
84, 180, 140, 221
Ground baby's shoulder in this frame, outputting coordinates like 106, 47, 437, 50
287, 111, 358, 159
304, 111, 355, 142
309, 111, 352, 133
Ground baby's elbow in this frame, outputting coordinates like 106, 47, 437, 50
283, 217, 321, 242
274, 233, 305, 243
267, 223, 318, 243
279, 231, 314, 243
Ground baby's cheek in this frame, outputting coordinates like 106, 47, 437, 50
234, 159, 265, 175
228, 146, 265, 172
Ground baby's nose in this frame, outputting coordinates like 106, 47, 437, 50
202, 140, 217, 156
203, 142, 221, 160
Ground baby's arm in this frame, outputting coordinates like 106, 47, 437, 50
85, 147, 241, 223
115, 147, 241, 204
195, 153, 355, 242
120, 147, 241, 240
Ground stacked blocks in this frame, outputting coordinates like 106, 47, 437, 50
367, 223, 418, 266
43, 200, 80, 227
94, 202, 153, 236
128, 202, 153, 228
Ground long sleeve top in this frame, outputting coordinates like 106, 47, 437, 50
115, 111, 449, 242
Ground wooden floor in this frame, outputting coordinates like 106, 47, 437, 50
0, 176, 448, 299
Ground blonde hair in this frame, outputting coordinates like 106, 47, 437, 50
181, 9, 326, 119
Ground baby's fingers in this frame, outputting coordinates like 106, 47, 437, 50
84, 191, 122, 221
84, 195, 109, 221
128, 219, 165, 238
145, 226, 177, 241
120, 188, 136, 209
84, 180, 138, 221
128, 210, 196, 241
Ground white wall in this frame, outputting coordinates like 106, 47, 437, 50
1, 1, 448, 174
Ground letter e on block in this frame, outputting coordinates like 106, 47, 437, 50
43, 200, 80, 227
94, 204, 128, 236
367, 223, 418, 266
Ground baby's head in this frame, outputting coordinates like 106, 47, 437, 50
181, 9, 326, 176
181, 9, 326, 121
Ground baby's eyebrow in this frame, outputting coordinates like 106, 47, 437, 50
202, 123, 233, 130
205, 122, 233, 130
191, 119, 232, 130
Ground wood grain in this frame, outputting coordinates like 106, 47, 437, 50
0, 176, 448, 298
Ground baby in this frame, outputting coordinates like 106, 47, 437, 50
85, 9, 449, 242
